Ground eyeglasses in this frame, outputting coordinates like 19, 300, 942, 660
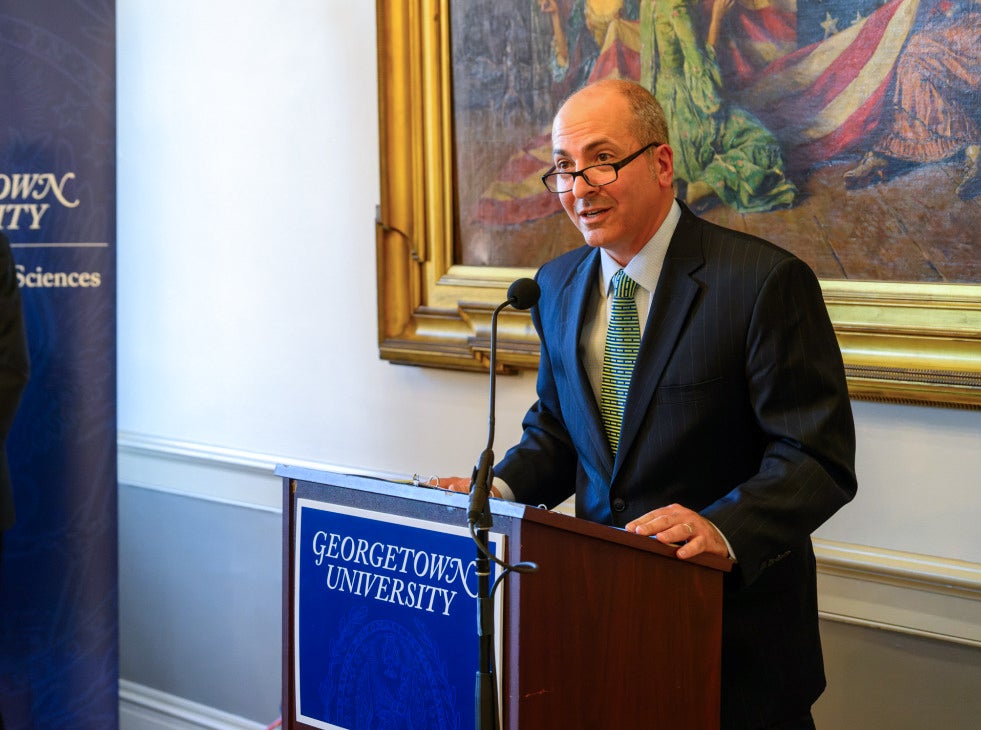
541, 142, 661, 194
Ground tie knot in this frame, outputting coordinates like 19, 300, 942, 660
611, 270, 638, 299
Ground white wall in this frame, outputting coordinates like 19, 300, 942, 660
117, 0, 538, 478
816, 400, 980, 561
117, 1, 981, 727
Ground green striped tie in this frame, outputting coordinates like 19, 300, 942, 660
601, 270, 640, 453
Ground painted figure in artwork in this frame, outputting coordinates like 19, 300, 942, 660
537, 0, 641, 91
842, 0, 981, 199
639, 0, 798, 212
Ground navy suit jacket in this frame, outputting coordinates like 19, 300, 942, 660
1, 233, 30, 532
496, 202, 857, 728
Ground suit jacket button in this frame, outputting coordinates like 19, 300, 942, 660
612, 498, 627, 513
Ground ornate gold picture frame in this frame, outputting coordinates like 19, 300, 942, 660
375, 0, 980, 408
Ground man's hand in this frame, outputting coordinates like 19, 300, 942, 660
435, 476, 471, 493
625, 503, 729, 560
429, 476, 503, 499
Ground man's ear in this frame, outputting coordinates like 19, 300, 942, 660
655, 143, 674, 187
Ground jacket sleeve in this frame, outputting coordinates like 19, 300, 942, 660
0, 234, 30, 440
701, 256, 857, 586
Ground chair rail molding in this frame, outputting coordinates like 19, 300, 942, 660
118, 431, 981, 647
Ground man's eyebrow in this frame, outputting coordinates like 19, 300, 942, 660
552, 139, 617, 158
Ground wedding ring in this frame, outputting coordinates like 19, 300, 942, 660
683, 522, 694, 536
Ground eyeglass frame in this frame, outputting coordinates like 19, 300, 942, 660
540, 141, 662, 194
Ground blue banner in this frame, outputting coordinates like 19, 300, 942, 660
0, 2, 117, 728
295, 500, 503, 730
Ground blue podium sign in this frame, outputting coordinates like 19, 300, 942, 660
294, 498, 503, 730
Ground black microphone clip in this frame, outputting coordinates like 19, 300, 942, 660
467, 448, 495, 525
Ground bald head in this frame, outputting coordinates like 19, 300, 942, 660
557, 80, 671, 150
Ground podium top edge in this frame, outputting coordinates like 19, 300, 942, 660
275, 464, 731, 573
274, 463, 528, 519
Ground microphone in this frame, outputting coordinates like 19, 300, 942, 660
466, 278, 540, 525
506, 277, 540, 311
468, 278, 540, 730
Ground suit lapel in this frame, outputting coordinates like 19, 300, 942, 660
615, 209, 705, 468
556, 250, 615, 475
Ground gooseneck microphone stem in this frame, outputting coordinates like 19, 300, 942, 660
467, 298, 507, 526
468, 277, 540, 526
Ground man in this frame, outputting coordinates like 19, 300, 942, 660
1, 232, 30, 569
445, 79, 856, 729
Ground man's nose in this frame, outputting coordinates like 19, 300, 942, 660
571, 172, 599, 197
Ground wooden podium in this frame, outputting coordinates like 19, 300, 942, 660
279, 465, 731, 729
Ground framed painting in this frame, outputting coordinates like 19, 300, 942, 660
375, 0, 981, 408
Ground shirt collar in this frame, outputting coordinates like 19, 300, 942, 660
599, 199, 681, 296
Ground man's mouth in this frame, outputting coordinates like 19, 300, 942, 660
578, 206, 609, 219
